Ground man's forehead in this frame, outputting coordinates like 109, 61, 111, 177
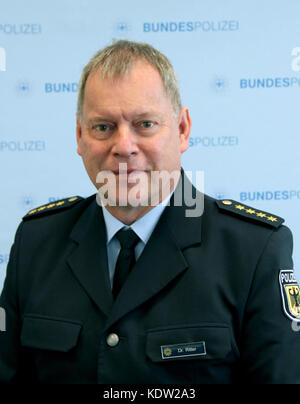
83, 63, 170, 112
81, 60, 175, 119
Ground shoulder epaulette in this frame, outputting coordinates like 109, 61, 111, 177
216, 199, 284, 228
23, 196, 84, 220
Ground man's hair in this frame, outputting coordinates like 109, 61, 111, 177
77, 40, 182, 120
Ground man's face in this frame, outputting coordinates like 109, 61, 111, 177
76, 60, 191, 208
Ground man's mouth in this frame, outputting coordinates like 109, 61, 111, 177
112, 169, 137, 175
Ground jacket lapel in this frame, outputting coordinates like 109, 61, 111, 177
67, 199, 114, 316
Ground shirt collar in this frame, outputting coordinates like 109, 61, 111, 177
101, 192, 173, 245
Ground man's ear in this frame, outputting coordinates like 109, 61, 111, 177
76, 114, 82, 156
178, 107, 191, 153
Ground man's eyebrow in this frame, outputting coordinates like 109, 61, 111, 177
133, 112, 161, 119
86, 117, 112, 125
86, 112, 162, 125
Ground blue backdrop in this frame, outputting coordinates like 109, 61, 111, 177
1, 0, 299, 291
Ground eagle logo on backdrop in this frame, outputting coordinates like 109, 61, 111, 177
279, 270, 300, 321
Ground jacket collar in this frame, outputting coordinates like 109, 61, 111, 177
161, 170, 203, 249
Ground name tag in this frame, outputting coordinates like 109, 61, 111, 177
161, 341, 206, 359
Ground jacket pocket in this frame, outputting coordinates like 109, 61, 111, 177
21, 314, 82, 352
146, 323, 236, 362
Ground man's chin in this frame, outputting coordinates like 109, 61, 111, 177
95, 168, 179, 208
115, 190, 151, 208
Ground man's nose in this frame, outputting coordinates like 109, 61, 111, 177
112, 125, 139, 158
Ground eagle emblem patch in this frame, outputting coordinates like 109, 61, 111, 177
279, 270, 300, 321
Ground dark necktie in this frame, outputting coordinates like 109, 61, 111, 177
112, 228, 140, 299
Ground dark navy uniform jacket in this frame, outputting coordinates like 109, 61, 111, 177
0, 179, 299, 384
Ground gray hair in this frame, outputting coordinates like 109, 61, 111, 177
77, 40, 182, 120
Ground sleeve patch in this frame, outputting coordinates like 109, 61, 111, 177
279, 270, 300, 321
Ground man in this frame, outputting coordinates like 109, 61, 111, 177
0, 40, 299, 384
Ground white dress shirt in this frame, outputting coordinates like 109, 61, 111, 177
101, 194, 172, 287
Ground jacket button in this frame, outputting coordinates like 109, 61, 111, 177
106, 333, 119, 347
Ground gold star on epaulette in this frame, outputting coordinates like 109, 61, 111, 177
256, 212, 266, 218
23, 196, 83, 220
267, 215, 277, 222
245, 208, 256, 214
216, 199, 284, 228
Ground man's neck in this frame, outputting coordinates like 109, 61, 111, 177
98, 171, 181, 225
103, 204, 156, 226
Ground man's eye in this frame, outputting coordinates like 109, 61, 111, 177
140, 121, 154, 129
95, 124, 110, 132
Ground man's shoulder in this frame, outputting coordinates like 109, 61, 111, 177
22, 195, 94, 221
204, 195, 284, 229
